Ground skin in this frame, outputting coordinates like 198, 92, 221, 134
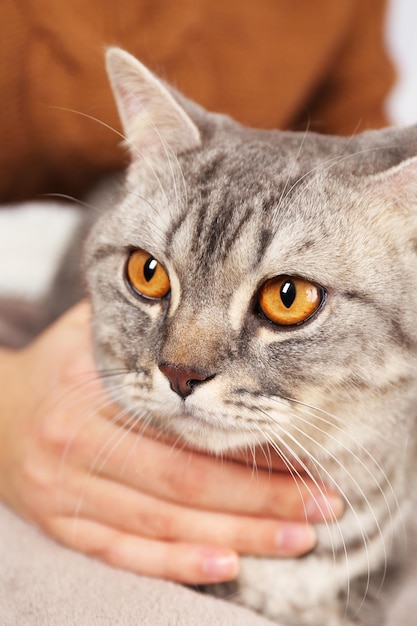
0, 301, 343, 584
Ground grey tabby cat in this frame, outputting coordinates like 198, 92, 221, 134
84, 48, 417, 625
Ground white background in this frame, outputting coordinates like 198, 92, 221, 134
386, 0, 417, 125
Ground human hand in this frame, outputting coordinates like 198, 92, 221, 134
0, 302, 343, 584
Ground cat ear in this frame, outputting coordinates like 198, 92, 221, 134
105, 48, 201, 160
366, 155, 417, 212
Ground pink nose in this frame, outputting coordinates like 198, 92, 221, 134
158, 363, 212, 399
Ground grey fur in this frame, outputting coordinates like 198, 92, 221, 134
82, 49, 417, 625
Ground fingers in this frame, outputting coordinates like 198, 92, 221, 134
53, 471, 317, 559
70, 416, 343, 524
50, 515, 239, 584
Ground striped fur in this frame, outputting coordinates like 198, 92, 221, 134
83, 50, 417, 625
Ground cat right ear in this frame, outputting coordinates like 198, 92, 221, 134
106, 48, 201, 161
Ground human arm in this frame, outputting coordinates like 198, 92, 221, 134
294, 0, 395, 134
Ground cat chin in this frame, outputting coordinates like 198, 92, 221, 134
168, 418, 263, 455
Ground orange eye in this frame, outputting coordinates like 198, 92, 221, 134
126, 248, 170, 299
258, 276, 324, 326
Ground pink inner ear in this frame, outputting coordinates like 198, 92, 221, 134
116, 83, 146, 129
366, 158, 417, 217
107, 49, 201, 158
114, 82, 164, 154
376, 159, 417, 195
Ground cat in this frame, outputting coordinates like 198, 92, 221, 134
82, 48, 417, 625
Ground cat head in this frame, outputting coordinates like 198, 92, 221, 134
85, 48, 417, 468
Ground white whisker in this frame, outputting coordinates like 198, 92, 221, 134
263, 393, 404, 546
273, 142, 401, 220
277, 395, 406, 558
256, 402, 387, 613
149, 120, 188, 219
251, 416, 344, 563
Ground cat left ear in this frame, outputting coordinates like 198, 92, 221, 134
106, 48, 201, 160
366, 155, 417, 212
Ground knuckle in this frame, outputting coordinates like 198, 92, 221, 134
98, 541, 122, 567
37, 409, 72, 454
78, 529, 123, 567
136, 508, 177, 540
20, 452, 56, 496
37, 406, 97, 464
227, 519, 253, 552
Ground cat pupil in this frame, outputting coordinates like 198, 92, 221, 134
280, 280, 296, 308
144, 257, 158, 282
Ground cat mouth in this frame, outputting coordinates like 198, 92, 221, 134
160, 408, 306, 470
171, 415, 308, 471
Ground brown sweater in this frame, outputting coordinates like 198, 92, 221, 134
1, 0, 394, 201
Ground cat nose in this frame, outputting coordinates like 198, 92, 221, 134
158, 363, 213, 399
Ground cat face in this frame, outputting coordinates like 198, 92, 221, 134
85, 50, 417, 471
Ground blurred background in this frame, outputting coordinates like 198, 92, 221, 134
1, 0, 417, 345
386, 0, 417, 125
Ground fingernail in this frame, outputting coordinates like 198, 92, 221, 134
202, 551, 239, 582
275, 524, 316, 555
305, 494, 344, 522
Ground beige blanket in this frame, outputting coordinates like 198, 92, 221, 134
0, 501, 275, 625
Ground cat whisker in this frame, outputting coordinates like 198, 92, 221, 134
249, 433, 274, 476
148, 120, 189, 219
89, 404, 146, 477
251, 417, 344, 562
42, 192, 103, 213
45, 369, 126, 487
47, 105, 128, 144
118, 412, 158, 476
261, 418, 363, 616
273, 394, 405, 550
276, 141, 408, 219
268, 395, 408, 604
269, 416, 385, 614
298, 408, 398, 521
251, 417, 352, 614
46, 368, 131, 510
275, 122, 312, 213
49, 105, 180, 215
70, 402, 146, 536
250, 391, 393, 614
55, 387, 125, 513
109, 401, 161, 461
262, 392, 404, 530
250, 421, 324, 516
300, 430, 388, 616
284, 394, 398, 447
243, 430, 270, 480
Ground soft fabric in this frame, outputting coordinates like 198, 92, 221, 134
0, 501, 276, 625
0, 202, 82, 346
1, 0, 394, 202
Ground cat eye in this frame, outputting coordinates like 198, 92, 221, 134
126, 248, 170, 299
257, 276, 325, 326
